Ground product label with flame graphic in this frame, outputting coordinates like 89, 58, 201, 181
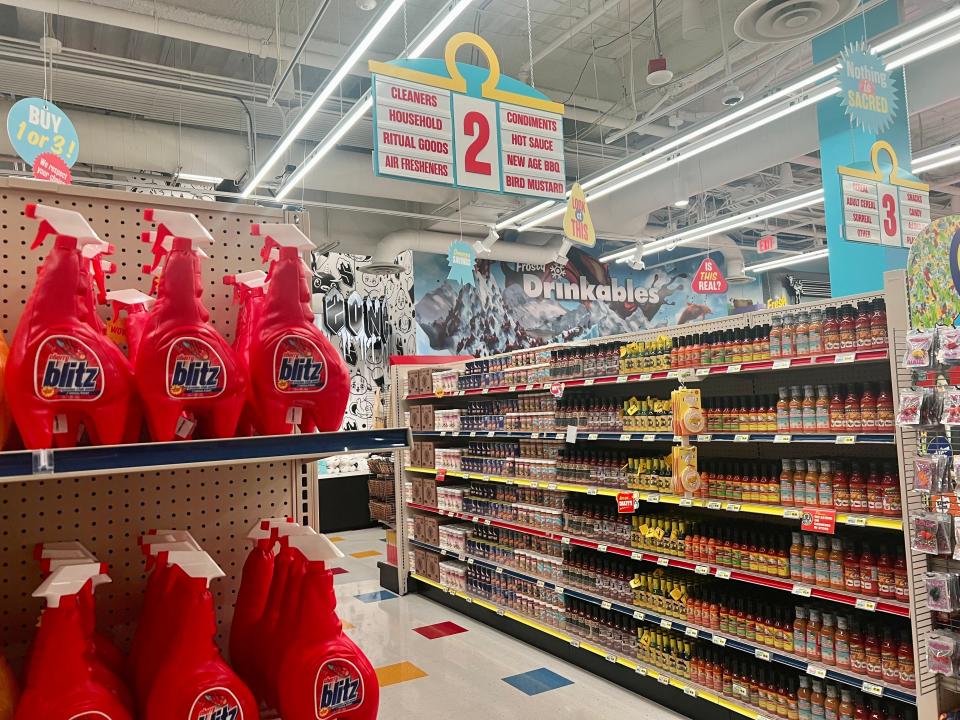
188, 687, 243, 720
315, 659, 364, 718
35, 335, 104, 401
166, 337, 226, 399
274, 335, 327, 393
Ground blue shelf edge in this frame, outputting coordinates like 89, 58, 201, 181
0, 428, 410, 481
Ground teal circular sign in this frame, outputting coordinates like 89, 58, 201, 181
5, 97, 79, 167
839, 41, 898, 135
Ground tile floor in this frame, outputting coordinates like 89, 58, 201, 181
329, 527, 688, 720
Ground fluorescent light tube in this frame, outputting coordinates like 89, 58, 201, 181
885, 28, 960, 70
872, 5, 960, 53
275, 96, 374, 200
177, 173, 223, 184
519, 86, 836, 232
273, 0, 476, 200
600, 190, 824, 263
241, 0, 408, 198
744, 248, 829, 273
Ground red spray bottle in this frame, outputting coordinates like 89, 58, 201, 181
105, 289, 155, 442
6, 204, 135, 448
135, 209, 247, 440
129, 532, 200, 698
223, 271, 268, 437
35, 542, 126, 678
276, 534, 379, 720
247, 224, 349, 434
229, 517, 294, 690
250, 523, 317, 705
142, 550, 258, 720
15, 562, 133, 720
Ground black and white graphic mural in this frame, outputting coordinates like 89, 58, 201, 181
311, 250, 416, 431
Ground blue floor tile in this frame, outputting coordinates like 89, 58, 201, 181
502, 668, 573, 696
354, 589, 399, 603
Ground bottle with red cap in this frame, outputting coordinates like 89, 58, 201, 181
245, 224, 350, 434
135, 209, 247, 440
6, 203, 135, 448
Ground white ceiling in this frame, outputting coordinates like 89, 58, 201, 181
1, 0, 958, 263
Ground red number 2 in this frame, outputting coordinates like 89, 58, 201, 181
881, 193, 898, 237
463, 111, 491, 175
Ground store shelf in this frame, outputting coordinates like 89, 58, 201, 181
409, 572, 768, 720
409, 537, 916, 704
404, 467, 902, 530
407, 502, 911, 618
405, 349, 889, 400
0, 428, 410, 482
412, 430, 896, 445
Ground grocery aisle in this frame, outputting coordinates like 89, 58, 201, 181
329, 528, 687, 720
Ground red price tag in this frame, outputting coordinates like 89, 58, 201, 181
436, 468, 447, 483
801, 507, 836, 534
617, 492, 637, 514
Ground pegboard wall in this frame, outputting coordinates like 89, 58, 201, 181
0, 179, 308, 665
0, 178, 305, 343
0, 461, 293, 664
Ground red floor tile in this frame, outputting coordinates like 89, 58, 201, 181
413, 620, 469, 639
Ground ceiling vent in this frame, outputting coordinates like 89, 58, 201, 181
734, 0, 860, 43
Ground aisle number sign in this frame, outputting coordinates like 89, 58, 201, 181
369, 33, 566, 200
5, 98, 80, 168
838, 141, 929, 248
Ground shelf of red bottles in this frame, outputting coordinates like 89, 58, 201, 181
405, 349, 890, 401
408, 532, 916, 705
406, 502, 911, 620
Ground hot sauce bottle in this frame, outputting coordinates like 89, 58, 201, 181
823, 307, 840, 353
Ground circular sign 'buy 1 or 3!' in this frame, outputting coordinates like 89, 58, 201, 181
6, 97, 79, 167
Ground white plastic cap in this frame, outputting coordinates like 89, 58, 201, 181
287, 533, 344, 561
105, 288, 156, 308
42, 556, 112, 588
26, 204, 102, 247
143, 209, 214, 243
251, 223, 315, 250
139, 529, 200, 550
35, 541, 96, 560
33, 562, 109, 608
161, 550, 225, 586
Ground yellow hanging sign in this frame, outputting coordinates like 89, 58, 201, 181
562, 182, 595, 247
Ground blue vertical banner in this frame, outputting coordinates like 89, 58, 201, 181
814, 0, 909, 296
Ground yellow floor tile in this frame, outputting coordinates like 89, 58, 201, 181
350, 550, 381, 558
376, 661, 428, 687
328, 536, 346, 543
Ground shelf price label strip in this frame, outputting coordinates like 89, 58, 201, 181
410, 431, 895, 444
406, 503, 910, 618
403, 471, 901, 530
407, 537, 916, 703
404, 350, 890, 401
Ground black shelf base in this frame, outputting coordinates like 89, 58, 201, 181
411, 577, 741, 720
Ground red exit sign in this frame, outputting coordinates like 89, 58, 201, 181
757, 235, 778, 254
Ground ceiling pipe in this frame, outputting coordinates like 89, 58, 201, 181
361, 230, 567, 275
520, 0, 629, 73
268, 0, 334, 106
8, 0, 389, 74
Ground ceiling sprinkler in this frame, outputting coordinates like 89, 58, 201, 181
721, 82, 744, 106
